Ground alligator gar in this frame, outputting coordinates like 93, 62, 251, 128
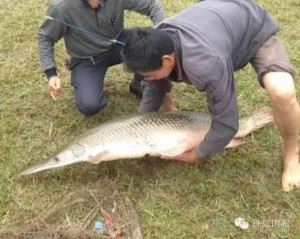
21, 108, 273, 175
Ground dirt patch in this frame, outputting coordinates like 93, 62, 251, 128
0, 179, 142, 239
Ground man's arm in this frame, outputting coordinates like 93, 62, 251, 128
37, 4, 66, 78
195, 57, 239, 158
37, 4, 67, 100
139, 79, 171, 113
164, 57, 239, 162
124, 0, 165, 25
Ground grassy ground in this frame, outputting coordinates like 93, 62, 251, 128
1, 0, 300, 238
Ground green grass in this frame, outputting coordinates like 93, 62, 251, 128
0, 0, 300, 238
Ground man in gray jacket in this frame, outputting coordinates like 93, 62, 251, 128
38, 0, 165, 116
121, 0, 300, 192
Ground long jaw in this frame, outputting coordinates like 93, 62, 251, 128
20, 156, 82, 175
21, 144, 88, 175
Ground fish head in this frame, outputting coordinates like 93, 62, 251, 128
21, 143, 88, 175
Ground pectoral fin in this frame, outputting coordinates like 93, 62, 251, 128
87, 150, 110, 164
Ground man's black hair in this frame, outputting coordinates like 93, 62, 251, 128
121, 27, 174, 72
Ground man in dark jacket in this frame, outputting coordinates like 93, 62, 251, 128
38, 0, 166, 116
121, 0, 300, 192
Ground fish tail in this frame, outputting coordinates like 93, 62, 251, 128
248, 107, 274, 131
236, 107, 274, 138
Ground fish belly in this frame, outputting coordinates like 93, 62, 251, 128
86, 130, 195, 163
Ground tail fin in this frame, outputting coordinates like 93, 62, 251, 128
235, 107, 274, 138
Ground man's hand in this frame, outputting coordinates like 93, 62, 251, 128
48, 76, 64, 100
162, 147, 199, 163
161, 134, 205, 163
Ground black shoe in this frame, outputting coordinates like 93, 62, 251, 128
129, 84, 143, 99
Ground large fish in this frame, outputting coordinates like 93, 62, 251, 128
21, 108, 273, 175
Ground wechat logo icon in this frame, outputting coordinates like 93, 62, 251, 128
234, 217, 249, 230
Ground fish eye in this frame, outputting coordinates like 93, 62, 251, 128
54, 156, 60, 162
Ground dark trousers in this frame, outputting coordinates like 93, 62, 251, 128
69, 31, 141, 116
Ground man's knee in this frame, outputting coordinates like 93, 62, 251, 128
270, 85, 295, 104
77, 101, 107, 116
263, 72, 296, 105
